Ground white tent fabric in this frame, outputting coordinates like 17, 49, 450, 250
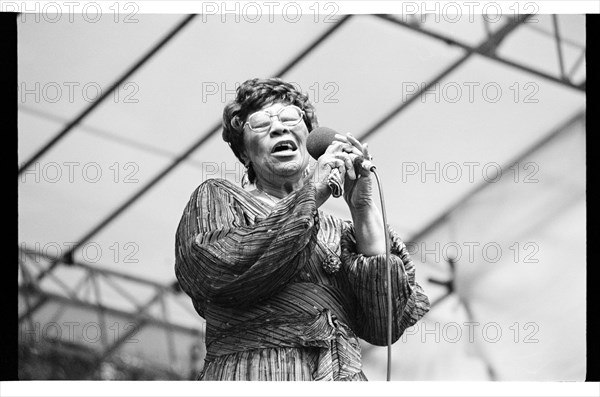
18, 11, 586, 380
362, 113, 585, 380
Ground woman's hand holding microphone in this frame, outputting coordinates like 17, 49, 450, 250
310, 132, 385, 255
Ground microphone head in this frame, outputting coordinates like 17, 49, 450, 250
306, 126, 339, 160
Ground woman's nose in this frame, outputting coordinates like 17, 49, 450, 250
268, 118, 290, 135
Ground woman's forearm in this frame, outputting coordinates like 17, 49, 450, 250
350, 203, 386, 256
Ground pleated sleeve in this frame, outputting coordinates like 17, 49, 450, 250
340, 223, 430, 346
175, 179, 319, 314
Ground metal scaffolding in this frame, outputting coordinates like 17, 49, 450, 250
18, 245, 203, 379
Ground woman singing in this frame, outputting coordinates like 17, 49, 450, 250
175, 78, 430, 381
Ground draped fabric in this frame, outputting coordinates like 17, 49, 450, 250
175, 178, 430, 381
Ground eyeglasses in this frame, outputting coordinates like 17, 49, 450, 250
236, 105, 305, 132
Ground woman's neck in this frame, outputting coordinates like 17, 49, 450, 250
255, 177, 303, 200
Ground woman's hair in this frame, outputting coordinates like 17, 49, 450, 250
222, 78, 319, 184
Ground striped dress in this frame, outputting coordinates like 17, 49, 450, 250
175, 178, 430, 381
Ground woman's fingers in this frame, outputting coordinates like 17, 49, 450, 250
329, 134, 377, 207
332, 135, 363, 157
324, 140, 356, 154
345, 133, 364, 152
347, 134, 373, 161
334, 133, 374, 178
339, 153, 356, 180
363, 142, 372, 160
322, 143, 357, 180
329, 155, 355, 180
319, 155, 344, 177
333, 133, 348, 143
334, 133, 372, 159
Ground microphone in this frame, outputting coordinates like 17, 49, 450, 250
306, 127, 376, 175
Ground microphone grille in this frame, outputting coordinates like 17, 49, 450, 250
306, 126, 338, 159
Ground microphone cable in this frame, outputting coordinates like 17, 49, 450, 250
306, 127, 394, 379
371, 168, 393, 381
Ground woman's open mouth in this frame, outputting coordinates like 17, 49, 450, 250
271, 140, 298, 155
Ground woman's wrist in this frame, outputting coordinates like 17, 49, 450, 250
314, 181, 331, 208
305, 166, 332, 208
348, 199, 377, 215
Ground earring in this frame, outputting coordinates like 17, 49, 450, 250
303, 167, 310, 179
241, 164, 250, 188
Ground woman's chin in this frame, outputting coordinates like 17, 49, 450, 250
267, 159, 306, 180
